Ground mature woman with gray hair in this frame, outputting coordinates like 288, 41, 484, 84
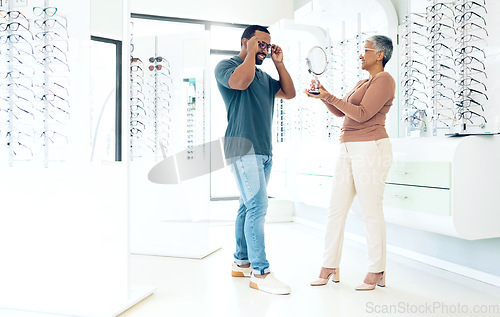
305, 35, 395, 291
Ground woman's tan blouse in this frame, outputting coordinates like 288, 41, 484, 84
321, 71, 396, 143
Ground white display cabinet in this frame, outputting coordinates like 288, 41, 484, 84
291, 136, 500, 240
355, 135, 500, 240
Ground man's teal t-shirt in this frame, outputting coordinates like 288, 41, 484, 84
214, 56, 281, 158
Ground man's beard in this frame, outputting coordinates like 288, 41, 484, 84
255, 52, 266, 65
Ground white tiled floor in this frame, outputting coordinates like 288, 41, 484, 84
119, 222, 500, 317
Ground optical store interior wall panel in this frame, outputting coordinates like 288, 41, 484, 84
129, 29, 216, 258
0, 0, 134, 315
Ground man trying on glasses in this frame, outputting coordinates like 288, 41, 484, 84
214, 25, 295, 295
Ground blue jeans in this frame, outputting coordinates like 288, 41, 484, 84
229, 154, 272, 275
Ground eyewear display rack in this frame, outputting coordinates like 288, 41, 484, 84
400, 0, 490, 137
128, 28, 216, 260
0, 0, 70, 167
1, 1, 154, 316
130, 36, 173, 161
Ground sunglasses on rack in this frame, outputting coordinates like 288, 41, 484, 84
149, 56, 164, 63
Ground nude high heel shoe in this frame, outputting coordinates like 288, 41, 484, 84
310, 268, 340, 286
355, 272, 385, 291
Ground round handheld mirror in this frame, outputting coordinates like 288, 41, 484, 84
306, 46, 328, 94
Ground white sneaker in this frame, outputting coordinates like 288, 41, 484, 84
231, 262, 252, 277
249, 273, 291, 295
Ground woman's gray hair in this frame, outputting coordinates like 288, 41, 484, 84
367, 35, 393, 67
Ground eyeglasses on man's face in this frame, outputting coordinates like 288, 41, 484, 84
258, 42, 273, 50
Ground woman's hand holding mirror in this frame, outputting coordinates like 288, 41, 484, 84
304, 80, 328, 99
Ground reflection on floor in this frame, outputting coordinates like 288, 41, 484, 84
119, 222, 500, 317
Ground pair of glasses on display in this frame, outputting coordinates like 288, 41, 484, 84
131, 65, 143, 74
39, 56, 70, 71
401, 59, 427, 69
402, 68, 428, 80
131, 104, 147, 116
455, 45, 486, 58
431, 73, 456, 83
0, 22, 30, 32
427, 22, 456, 34
130, 120, 145, 130
427, 42, 454, 55
456, 87, 488, 100
35, 30, 67, 42
0, 10, 28, 21
455, 11, 487, 26
455, 109, 487, 124
33, 7, 58, 17
459, 66, 487, 78
429, 63, 455, 74
454, 55, 486, 69
148, 64, 169, 72
426, 2, 454, 14
131, 57, 142, 63
455, 0, 487, 13
404, 87, 428, 98
149, 56, 169, 65
458, 76, 487, 91
426, 12, 455, 22
0, 34, 34, 51
36, 44, 68, 60
36, 82, 69, 97
130, 127, 143, 138
34, 18, 68, 30
1, 69, 32, 80
149, 72, 173, 83
6, 140, 33, 156
456, 98, 484, 111
37, 92, 69, 105
458, 22, 489, 36
40, 130, 68, 144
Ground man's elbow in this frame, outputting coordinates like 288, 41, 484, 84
229, 80, 251, 90
281, 90, 296, 100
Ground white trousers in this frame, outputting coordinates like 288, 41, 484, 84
322, 138, 392, 272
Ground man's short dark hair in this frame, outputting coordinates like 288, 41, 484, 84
241, 25, 270, 46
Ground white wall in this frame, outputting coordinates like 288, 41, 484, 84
91, 0, 124, 39
131, 0, 294, 26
